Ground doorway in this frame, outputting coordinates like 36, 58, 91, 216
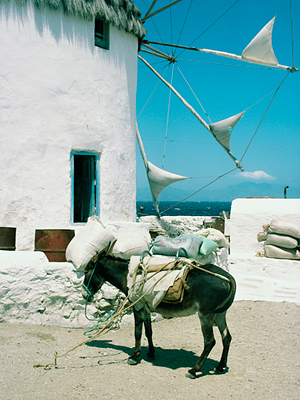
71, 153, 100, 223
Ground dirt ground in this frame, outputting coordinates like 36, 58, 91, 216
0, 300, 299, 400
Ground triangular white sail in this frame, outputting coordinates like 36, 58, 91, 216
147, 161, 187, 200
136, 122, 187, 216
209, 111, 245, 151
144, 15, 292, 70
242, 17, 278, 66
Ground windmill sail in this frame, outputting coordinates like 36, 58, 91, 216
147, 161, 187, 200
209, 111, 245, 170
136, 123, 187, 216
209, 111, 245, 151
242, 17, 279, 66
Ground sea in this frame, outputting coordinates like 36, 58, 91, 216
136, 201, 231, 217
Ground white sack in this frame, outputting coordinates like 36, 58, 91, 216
268, 218, 300, 239
66, 216, 116, 271
109, 236, 149, 260
198, 228, 230, 248
264, 244, 300, 260
152, 234, 203, 259
265, 233, 298, 249
257, 232, 268, 242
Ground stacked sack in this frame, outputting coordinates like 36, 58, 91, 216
151, 228, 229, 261
257, 218, 300, 260
66, 216, 149, 271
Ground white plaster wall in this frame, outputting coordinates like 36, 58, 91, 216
0, 2, 138, 250
0, 250, 130, 327
229, 198, 300, 257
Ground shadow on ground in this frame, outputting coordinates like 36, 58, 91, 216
86, 339, 224, 377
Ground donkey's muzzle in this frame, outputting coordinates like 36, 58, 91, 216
82, 285, 94, 302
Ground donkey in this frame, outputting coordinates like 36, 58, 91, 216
82, 252, 236, 379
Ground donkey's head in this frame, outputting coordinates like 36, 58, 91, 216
81, 245, 111, 302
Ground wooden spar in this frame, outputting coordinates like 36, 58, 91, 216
143, 0, 158, 20
143, 41, 293, 71
144, 41, 242, 60
136, 122, 148, 170
138, 54, 210, 132
141, 0, 183, 23
141, 43, 176, 62
136, 123, 161, 218
140, 48, 172, 61
138, 54, 244, 170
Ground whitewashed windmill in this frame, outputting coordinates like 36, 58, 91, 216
0, 0, 146, 250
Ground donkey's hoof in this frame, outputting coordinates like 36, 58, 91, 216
146, 352, 155, 360
185, 369, 196, 379
127, 357, 139, 365
214, 365, 228, 374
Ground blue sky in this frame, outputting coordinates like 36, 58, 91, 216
134, 0, 300, 199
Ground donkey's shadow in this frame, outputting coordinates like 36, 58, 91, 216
86, 339, 221, 377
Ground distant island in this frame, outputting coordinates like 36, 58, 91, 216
137, 182, 300, 203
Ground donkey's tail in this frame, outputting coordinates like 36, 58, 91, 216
214, 274, 236, 314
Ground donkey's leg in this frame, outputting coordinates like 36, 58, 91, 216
143, 311, 155, 359
128, 308, 144, 365
214, 311, 232, 373
186, 312, 216, 379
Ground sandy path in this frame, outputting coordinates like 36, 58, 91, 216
1, 300, 299, 400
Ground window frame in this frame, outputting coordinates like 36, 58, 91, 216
70, 151, 100, 225
95, 18, 109, 50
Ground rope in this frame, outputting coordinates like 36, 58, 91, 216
177, 58, 288, 71
137, 64, 171, 120
143, 0, 171, 56
162, 63, 175, 169
239, 70, 291, 163
33, 255, 230, 370
176, 0, 241, 59
160, 167, 237, 215
176, 65, 212, 123
290, 0, 295, 69
33, 259, 178, 369
174, 0, 194, 53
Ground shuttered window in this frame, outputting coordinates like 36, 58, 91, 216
95, 18, 109, 49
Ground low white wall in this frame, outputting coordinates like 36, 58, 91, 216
139, 215, 215, 237
0, 251, 131, 327
229, 198, 300, 257
0, 221, 151, 327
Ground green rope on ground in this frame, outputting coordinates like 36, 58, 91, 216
84, 309, 117, 337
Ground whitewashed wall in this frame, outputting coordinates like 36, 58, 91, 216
0, 250, 133, 327
229, 198, 300, 257
0, 2, 138, 250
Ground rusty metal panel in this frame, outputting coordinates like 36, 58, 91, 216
35, 229, 75, 262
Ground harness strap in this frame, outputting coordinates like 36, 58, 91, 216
187, 260, 231, 283
136, 256, 231, 283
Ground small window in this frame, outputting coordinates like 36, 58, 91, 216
71, 153, 100, 223
95, 18, 109, 49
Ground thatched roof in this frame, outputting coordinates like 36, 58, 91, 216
4, 0, 146, 38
